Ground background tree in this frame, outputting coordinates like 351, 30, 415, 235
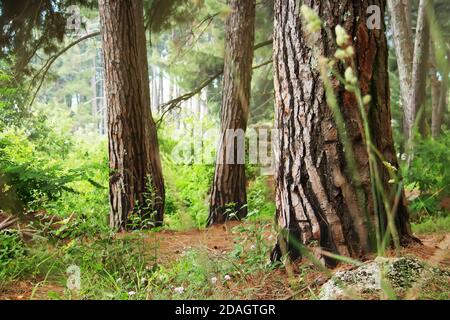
99, 0, 165, 230
409, 0, 430, 136
207, 0, 256, 225
430, 46, 449, 138
271, 0, 416, 264
388, 0, 450, 144
428, 0, 450, 138
388, 0, 414, 145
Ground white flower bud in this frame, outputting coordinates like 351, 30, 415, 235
345, 67, 357, 85
335, 25, 350, 47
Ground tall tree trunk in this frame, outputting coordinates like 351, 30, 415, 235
430, 69, 441, 138
435, 80, 448, 137
410, 0, 430, 138
431, 37, 449, 139
98, 50, 106, 136
388, 0, 414, 144
403, 0, 412, 33
430, 44, 445, 138
272, 0, 416, 264
159, 69, 164, 109
99, 0, 165, 230
91, 55, 98, 132
207, 0, 255, 225
441, 87, 449, 128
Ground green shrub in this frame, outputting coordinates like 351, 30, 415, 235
158, 119, 216, 229
0, 67, 27, 131
0, 128, 80, 212
404, 132, 450, 222
41, 136, 110, 237
412, 215, 450, 234
0, 231, 53, 287
163, 159, 214, 229
247, 175, 275, 220
0, 230, 26, 268
405, 132, 450, 195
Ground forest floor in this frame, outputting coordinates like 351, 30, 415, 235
1, 220, 449, 300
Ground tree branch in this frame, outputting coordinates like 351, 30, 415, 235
253, 59, 272, 70
26, 31, 101, 108
156, 68, 223, 126
0, 216, 18, 231
254, 39, 273, 50
156, 39, 273, 125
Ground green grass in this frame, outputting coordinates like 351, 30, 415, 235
415, 273, 450, 300
1, 215, 449, 300
0, 220, 283, 300
412, 215, 450, 235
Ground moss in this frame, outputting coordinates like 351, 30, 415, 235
385, 258, 424, 288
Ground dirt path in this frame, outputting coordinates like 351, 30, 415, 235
0, 280, 65, 300
0, 222, 248, 300
147, 223, 450, 268
410, 233, 450, 266
1, 223, 449, 300
146, 221, 252, 265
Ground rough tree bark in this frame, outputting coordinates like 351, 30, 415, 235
99, 0, 165, 230
272, 0, 416, 264
208, 0, 255, 225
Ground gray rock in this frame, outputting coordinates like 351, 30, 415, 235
319, 257, 430, 300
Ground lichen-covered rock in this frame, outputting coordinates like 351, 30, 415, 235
385, 257, 424, 288
319, 257, 446, 300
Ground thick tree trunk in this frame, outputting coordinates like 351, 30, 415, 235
208, 0, 255, 225
99, 0, 165, 230
272, 0, 416, 264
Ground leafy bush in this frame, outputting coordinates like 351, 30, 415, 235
1, 67, 82, 212
405, 132, 450, 194
158, 118, 216, 229
163, 160, 214, 229
0, 240, 54, 289
0, 231, 53, 288
0, 230, 26, 268
0, 67, 27, 131
230, 222, 277, 273
404, 132, 450, 221
0, 128, 80, 212
41, 136, 110, 237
